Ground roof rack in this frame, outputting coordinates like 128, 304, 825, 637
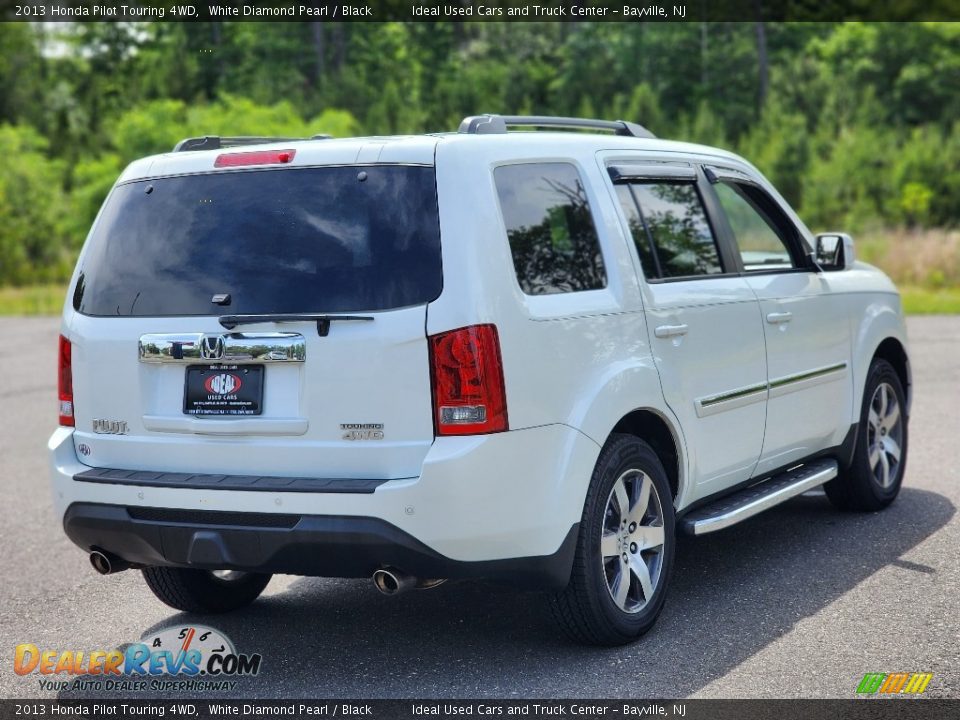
172, 135, 332, 152
457, 114, 656, 139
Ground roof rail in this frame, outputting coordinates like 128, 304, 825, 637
172, 136, 314, 152
457, 114, 656, 139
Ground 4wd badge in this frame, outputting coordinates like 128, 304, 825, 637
340, 423, 384, 441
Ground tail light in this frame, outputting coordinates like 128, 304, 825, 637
58, 335, 74, 427
429, 324, 508, 436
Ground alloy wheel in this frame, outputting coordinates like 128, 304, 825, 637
600, 469, 666, 613
867, 381, 903, 489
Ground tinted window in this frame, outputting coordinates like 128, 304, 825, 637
495, 163, 606, 295
614, 184, 659, 278
617, 182, 722, 279
74, 165, 442, 316
714, 182, 796, 271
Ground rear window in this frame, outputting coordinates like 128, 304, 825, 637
73, 165, 442, 316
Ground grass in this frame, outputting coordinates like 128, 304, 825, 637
857, 228, 960, 288
3, 283, 957, 316
856, 228, 960, 313
899, 286, 960, 314
1, 228, 958, 316
0, 284, 66, 316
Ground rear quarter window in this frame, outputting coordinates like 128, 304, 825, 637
494, 162, 607, 295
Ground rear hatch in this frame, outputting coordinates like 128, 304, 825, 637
67, 162, 442, 480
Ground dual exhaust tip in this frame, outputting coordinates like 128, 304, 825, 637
90, 552, 441, 593
372, 567, 445, 596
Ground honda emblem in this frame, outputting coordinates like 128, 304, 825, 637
200, 335, 226, 360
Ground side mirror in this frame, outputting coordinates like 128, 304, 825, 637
815, 232, 855, 271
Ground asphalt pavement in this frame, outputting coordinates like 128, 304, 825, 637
0, 316, 957, 699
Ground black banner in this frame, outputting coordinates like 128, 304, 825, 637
1, 700, 958, 720
3, 0, 960, 22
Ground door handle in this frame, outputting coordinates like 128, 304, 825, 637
654, 324, 689, 338
766, 312, 793, 324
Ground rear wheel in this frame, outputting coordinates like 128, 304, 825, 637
142, 567, 271, 613
551, 434, 675, 646
825, 358, 908, 511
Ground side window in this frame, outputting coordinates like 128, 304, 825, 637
494, 163, 607, 295
615, 181, 723, 280
713, 181, 797, 271
614, 185, 658, 277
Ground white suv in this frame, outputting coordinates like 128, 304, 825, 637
49, 115, 911, 645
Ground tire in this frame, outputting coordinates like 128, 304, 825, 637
825, 358, 908, 512
141, 568, 272, 613
551, 434, 676, 646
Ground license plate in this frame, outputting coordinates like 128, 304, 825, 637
184, 365, 264, 416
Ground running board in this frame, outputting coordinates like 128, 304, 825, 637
681, 458, 838, 536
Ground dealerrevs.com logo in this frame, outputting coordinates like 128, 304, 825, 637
15, 626, 261, 693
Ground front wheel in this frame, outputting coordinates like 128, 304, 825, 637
551, 434, 675, 646
825, 358, 908, 511
142, 567, 272, 613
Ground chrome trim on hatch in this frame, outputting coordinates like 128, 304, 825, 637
138, 332, 306, 363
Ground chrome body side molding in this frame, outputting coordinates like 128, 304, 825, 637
768, 362, 848, 399
695, 362, 848, 417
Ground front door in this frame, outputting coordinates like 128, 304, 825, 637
707, 171, 853, 476
607, 162, 768, 500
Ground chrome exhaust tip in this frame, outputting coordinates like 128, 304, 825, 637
89, 550, 129, 575
372, 567, 417, 596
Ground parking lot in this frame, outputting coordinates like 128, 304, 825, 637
1, 316, 957, 699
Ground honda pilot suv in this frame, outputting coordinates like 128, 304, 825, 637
50, 115, 910, 645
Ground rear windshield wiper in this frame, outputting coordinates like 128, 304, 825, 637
218, 313, 374, 336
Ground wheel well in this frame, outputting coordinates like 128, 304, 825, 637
611, 410, 680, 499
874, 337, 910, 410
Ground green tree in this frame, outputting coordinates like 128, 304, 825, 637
0, 126, 70, 284
738, 96, 810, 208
801, 124, 897, 231
0, 25, 45, 127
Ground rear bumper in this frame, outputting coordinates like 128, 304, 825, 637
49, 423, 600, 582
62, 502, 578, 587
73, 466, 390, 493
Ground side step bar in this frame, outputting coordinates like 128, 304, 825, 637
681, 458, 839, 536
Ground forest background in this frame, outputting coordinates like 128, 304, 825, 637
0, 21, 957, 312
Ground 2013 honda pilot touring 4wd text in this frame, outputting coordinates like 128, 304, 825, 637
50, 115, 910, 645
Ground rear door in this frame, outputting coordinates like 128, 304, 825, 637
67, 163, 443, 481
704, 166, 853, 475
608, 161, 767, 499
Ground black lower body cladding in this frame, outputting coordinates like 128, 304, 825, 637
63, 503, 578, 589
